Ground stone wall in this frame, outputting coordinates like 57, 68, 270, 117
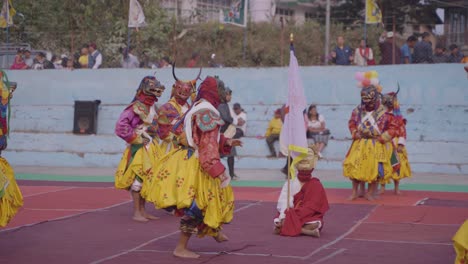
4, 64, 468, 174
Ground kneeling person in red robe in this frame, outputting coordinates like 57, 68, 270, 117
274, 146, 329, 237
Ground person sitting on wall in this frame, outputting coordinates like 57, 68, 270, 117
274, 145, 329, 237
305, 104, 330, 159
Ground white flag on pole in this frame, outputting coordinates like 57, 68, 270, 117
128, 0, 147, 28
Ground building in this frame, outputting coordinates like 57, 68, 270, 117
160, 0, 340, 25
436, 1, 467, 53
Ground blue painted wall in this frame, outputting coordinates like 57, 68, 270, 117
3, 64, 468, 174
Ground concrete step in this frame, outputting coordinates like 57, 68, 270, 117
10, 104, 468, 142
6, 132, 468, 165
4, 150, 468, 174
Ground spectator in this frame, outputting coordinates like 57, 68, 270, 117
32, 52, 55, 70
186, 52, 199, 68
400, 35, 417, 64
121, 47, 140, 69
448, 44, 465, 63
88, 42, 103, 69
139, 50, 151, 68
232, 103, 247, 137
379, 31, 401, 65
331, 36, 353, 65
265, 109, 283, 158
23, 49, 34, 68
79, 45, 89, 68
158, 56, 171, 68
413, 32, 433, 63
72, 52, 82, 69
218, 88, 244, 180
52, 55, 63, 69
10, 49, 28, 70
432, 44, 449, 63
65, 58, 74, 70
354, 39, 374, 66
306, 105, 330, 159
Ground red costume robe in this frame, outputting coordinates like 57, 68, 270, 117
280, 178, 329, 237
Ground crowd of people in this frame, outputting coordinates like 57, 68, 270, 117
332, 32, 467, 66
10, 43, 103, 70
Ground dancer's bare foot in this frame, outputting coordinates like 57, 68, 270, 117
302, 228, 320, 237
394, 190, 402, 195
214, 232, 229, 243
173, 248, 200, 259
378, 188, 385, 195
347, 193, 359, 201
364, 193, 374, 201
273, 226, 281, 235
143, 212, 160, 220
133, 214, 149, 222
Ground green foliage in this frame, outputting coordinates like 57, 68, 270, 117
1, 0, 393, 67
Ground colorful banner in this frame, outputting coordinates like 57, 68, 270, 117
365, 0, 382, 24
279, 43, 309, 178
128, 0, 146, 28
221, 0, 248, 28
0, 0, 16, 28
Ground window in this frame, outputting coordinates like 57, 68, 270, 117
448, 9, 466, 46
305, 12, 315, 21
275, 8, 294, 17
197, 0, 233, 23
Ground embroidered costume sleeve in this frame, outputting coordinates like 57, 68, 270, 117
146, 117, 159, 138
397, 117, 407, 145
378, 112, 398, 142
348, 107, 360, 138
157, 103, 180, 141
192, 109, 229, 178
115, 107, 143, 144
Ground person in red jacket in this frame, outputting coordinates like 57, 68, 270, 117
274, 145, 329, 237
343, 84, 398, 201
380, 88, 411, 195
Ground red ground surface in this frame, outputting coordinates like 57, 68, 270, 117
0, 182, 465, 264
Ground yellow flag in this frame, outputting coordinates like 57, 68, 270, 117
365, 0, 382, 24
0, 0, 16, 28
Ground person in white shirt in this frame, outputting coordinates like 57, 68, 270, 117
354, 39, 374, 66
306, 105, 330, 159
88, 43, 103, 69
121, 47, 140, 69
231, 103, 247, 136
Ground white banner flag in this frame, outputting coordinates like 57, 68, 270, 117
128, 0, 147, 28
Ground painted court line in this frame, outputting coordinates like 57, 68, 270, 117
89, 201, 262, 264
310, 248, 347, 264
343, 238, 452, 246
23, 208, 89, 212
23, 187, 77, 198
0, 200, 131, 234
134, 249, 304, 259
364, 221, 461, 227
300, 205, 380, 260
413, 197, 429, 206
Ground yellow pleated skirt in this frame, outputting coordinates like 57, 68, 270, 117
115, 140, 162, 190
0, 157, 24, 227
453, 220, 468, 264
142, 148, 235, 237
391, 146, 411, 181
343, 139, 393, 183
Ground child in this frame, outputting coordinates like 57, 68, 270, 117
265, 109, 283, 158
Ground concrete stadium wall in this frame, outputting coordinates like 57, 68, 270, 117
3, 64, 468, 174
